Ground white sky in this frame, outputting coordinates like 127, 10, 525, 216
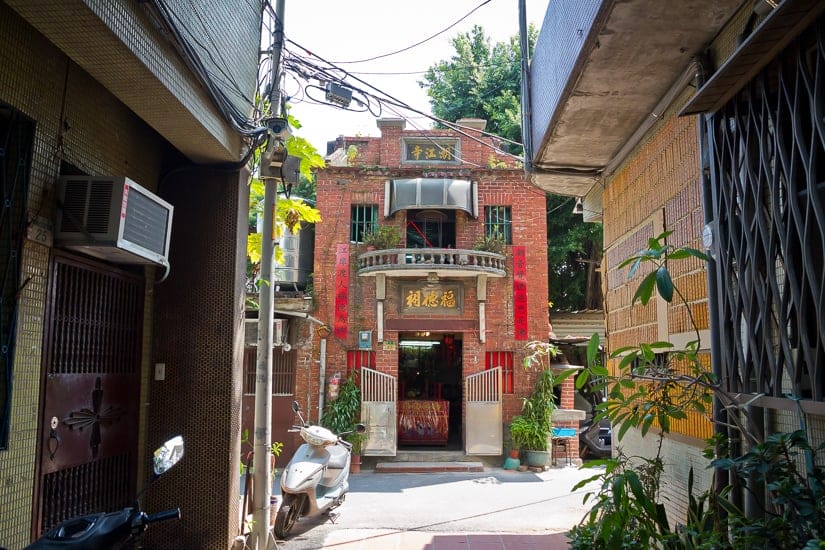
280, 0, 549, 154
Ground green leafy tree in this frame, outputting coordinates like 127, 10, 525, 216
246, 112, 323, 286
419, 25, 536, 154
420, 26, 603, 311
546, 195, 603, 310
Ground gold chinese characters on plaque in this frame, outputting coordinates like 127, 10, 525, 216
400, 283, 463, 315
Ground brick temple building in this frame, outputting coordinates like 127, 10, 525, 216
299, 118, 581, 462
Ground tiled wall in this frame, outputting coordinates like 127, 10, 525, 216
0, 5, 167, 546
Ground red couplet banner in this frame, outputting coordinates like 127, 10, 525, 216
333, 244, 349, 339
513, 245, 528, 340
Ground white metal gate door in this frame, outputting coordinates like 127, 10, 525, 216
464, 367, 502, 455
361, 367, 397, 456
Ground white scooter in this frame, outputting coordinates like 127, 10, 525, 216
273, 401, 366, 539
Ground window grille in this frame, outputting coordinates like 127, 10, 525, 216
484, 206, 512, 244
243, 347, 295, 395
708, 20, 825, 402
350, 204, 377, 243
485, 351, 514, 394
346, 350, 375, 376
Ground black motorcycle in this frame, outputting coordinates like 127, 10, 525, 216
24, 436, 184, 549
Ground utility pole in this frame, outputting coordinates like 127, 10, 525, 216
250, 1, 285, 548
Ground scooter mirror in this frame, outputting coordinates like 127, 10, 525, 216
355, 423, 366, 434
292, 400, 300, 412
153, 435, 184, 476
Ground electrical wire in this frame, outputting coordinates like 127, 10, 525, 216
328, 0, 492, 64
282, 38, 524, 161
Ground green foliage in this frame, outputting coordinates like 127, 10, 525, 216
472, 234, 506, 254
320, 373, 364, 453
421, 27, 601, 311
568, 231, 825, 549
419, 24, 537, 154
362, 225, 401, 249
246, 111, 323, 276
545, 194, 603, 311
509, 342, 572, 451
711, 430, 825, 548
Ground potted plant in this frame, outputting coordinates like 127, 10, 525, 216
472, 233, 507, 254
321, 371, 364, 473
509, 342, 571, 468
362, 225, 401, 250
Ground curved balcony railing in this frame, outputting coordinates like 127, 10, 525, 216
357, 247, 507, 278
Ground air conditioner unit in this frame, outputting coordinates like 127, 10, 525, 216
56, 176, 173, 268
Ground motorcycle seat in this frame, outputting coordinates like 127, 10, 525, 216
326, 445, 348, 470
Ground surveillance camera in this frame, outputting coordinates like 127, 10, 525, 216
282, 343, 292, 352
265, 117, 291, 139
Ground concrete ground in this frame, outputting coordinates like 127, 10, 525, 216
270, 464, 603, 550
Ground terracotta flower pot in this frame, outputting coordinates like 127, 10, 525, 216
509, 448, 520, 459
350, 454, 362, 474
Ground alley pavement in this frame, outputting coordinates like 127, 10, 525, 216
272, 464, 603, 549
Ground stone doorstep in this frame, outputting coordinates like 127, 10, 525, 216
374, 461, 485, 473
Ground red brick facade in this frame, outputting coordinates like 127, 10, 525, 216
305, 119, 561, 455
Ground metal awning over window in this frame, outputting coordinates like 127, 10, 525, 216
681, 0, 825, 115
386, 178, 477, 217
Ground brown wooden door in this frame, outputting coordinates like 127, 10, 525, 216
34, 252, 143, 536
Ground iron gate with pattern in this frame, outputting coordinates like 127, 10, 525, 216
34, 252, 143, 536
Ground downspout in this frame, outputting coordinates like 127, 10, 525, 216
318, 338, 327, 420
518, 0, 533, 173
695, 56, 730, 499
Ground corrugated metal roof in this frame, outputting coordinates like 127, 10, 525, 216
550, 310, 605, 344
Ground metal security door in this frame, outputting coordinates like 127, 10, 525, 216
465, 367, 502, 455
35, 252, 143, 536
361, 367, 396, 456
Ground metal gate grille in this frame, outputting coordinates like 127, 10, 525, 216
465, 367, 502, 455
0, 103, 32, 448
37, 252, 143, 534
361, 367, 397, 456
709, 18, 825, 401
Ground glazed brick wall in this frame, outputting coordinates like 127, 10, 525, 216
601, 91, 714, 524
603, 109, 709, 354
312, 125, 549, 426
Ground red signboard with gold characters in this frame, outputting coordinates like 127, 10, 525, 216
513, 245, 528, 340
333, 244, 349, 339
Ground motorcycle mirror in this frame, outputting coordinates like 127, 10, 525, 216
355, 423, 366, 434
153, 435, 184, 476
292, 400, 300, 412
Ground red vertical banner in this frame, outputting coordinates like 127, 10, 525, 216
513, 245, 528, 340
334, 244, 349, 339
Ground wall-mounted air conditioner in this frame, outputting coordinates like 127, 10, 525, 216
56, 176, 173, 268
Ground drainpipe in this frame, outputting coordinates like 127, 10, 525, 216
695, 56, 730, 500
318, 338, 327, 418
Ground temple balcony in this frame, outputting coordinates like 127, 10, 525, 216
357, 247, 506, 278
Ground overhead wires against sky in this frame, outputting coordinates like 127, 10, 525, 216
328, 0, 492, 64
258, 0, 528, 163
280, 36, 525, 163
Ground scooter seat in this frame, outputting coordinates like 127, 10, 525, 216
326, 445, 348, 470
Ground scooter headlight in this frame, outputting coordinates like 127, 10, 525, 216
301, 427, 330, 447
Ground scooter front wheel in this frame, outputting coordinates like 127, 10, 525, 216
273, 495, 302, 539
